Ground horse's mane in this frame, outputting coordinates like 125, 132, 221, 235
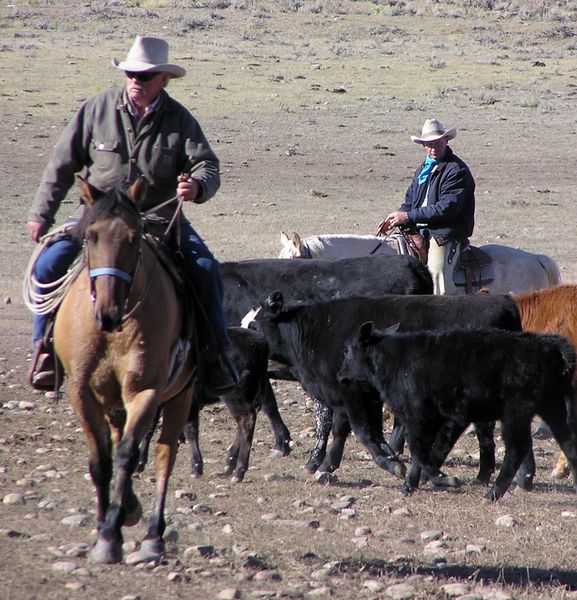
72, 186, 140, 242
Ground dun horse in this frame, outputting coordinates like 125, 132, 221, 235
54, 178, 195, 564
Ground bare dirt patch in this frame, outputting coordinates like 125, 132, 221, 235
2, 2, 577, 599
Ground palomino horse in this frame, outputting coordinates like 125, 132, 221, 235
279, 231, 562, 294
54, 177, 195, 565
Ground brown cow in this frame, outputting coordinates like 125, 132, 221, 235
512, 285, 577, 478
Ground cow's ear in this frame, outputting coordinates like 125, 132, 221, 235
266, 291, 284, 313
358, 321, 375, 345
383, 322, 401, 335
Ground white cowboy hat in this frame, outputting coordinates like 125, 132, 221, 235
112, 35, 186, 78
410, 118, 457, 143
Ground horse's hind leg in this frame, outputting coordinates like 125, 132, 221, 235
137, 407, 162, 474
138, 390, 192, 561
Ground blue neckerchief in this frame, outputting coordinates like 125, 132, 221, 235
417, 155, 439, 185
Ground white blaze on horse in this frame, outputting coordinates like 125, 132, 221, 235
279, 231, 561, 294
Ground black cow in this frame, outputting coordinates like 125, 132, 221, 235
338, 322, 577, 501
244, 292, 522, 483
222, 254, 434, 468
138, 327, 287, 482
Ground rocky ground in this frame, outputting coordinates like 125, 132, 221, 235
3, 1, 577, 599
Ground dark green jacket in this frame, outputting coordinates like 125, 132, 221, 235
28, 87, 220, 226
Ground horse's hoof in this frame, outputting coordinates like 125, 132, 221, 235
314, 471, 338, 484
89, 538, 123, 564
124, 500, 143, 527
125, 538, 165, 566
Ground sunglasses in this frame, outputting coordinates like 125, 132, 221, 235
125, 71, 160, 82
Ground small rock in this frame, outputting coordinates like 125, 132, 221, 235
261, 513, 279, 521
52, 561, 77, 573
217, 589, 240, 600
364, 579, 386, 592
254, 570, 282, 582
222, 524, 234, 534
61, 514, 88, 527
307, 588, 332, 597
420, 529, 443, 542
386, 582, 416, 599
495, 514, 517, 528
3, 493, 24, 505
441, 582, 469, 596
175, 489, 197, 501
465, 543, 485, 554
64, 582, 85, 591
355, 526, 372, 537
392, 507, 411, 516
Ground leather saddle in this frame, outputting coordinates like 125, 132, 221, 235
453, 245, 494, 294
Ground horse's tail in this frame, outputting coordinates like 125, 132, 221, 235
537, 254, 562, 286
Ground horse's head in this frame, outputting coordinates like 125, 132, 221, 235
278, 231, 305, 259
76, 176, 146, 332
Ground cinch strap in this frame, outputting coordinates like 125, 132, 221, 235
89, 267, 133, 284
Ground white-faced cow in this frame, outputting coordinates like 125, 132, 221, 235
243, 292, 522, 484
337, 322, 577, 501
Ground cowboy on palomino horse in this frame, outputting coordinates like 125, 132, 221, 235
377, 117, 476, 295
25, 35, 237, 395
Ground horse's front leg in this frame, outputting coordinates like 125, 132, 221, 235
68, 381, 113, 528
136, 388, 192, 562
91, 391, 159, 564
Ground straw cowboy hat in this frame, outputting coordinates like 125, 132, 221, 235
410, 118, 457, 144
112, 35, 186, 78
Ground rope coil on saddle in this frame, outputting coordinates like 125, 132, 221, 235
22, 224, 85, 316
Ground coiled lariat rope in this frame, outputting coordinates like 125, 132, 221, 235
22, 224, 84, 316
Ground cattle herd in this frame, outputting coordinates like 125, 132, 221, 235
206, 252, 577, 504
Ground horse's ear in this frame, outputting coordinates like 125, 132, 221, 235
127, 176, 148, 209
77, 175, 100, 208
292, 232, 301, 246
280, 231, 290, 244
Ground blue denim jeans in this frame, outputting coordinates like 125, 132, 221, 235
32, 220, 230, 347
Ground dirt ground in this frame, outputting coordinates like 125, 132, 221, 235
3, 1, 577, 599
